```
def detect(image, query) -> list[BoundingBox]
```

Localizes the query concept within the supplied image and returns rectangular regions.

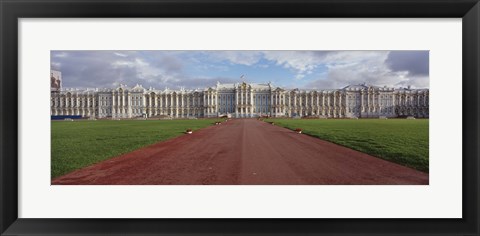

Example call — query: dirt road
[52,119,428,185]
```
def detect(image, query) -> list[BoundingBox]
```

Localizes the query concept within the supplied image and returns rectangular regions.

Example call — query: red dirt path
[52,119,428,185]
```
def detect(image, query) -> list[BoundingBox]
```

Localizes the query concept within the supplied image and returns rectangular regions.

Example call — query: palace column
[326,93,331,117]
[210,92,212,116]
[346,93,350,113]
[127,93,131,118]
[392,93,396,115]
[125,92,131,118]
[159,94,163,115]
[162,95,165,115]
[250,90,254,116]
[320,93,324,116]
[148,94,152,118]
[235,89,238,117]
[310,93,313,115]
[371,92,374,113]
[168,94,172,116]
[367,91,372,116]
[299,94,303,116]
[239,89,242,116]
[174,93,178,118]
[293,94,297,115]
[154,94,158,116]
[361,91,365,113]
[272,93,276,116]
[216,92,219,115]
[275,94,277,115]
[142,95,146,116]
[81,96,84,116]
[70,95,74,114]
[274,94,278,115]
[86,95,90,113]
[184,94,188,117]
[277,93,281,114]
[287,94,291,116]
[338,93,342,117]
[121,92,125,116]
[333,93,336,117]
[178,93,181,117]
[204,92,208,117]
[187,94,190,117]
[164,94,167,116]
[111,92,118,117]
[151,94,154,117]
[185,93,188,117]
[115,92,119,111]
[277,94,280,115]
[179,93,183,117]
[205,91,210,116]
[112,92,116,117]
[64,96,67,115]
[280,94,283,115]
[201,92,205,117]
[208,92,211,116]
[164,94,167,115]
[92,95,96,117]
[170,93,173,116]
[184,93,187,117]
[272,93,275,116]
[269,92,273,116]
[118,92,122,117]
[276,93,281,114]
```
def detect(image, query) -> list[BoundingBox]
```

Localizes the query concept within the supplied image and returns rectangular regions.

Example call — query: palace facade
[50,81,429,119]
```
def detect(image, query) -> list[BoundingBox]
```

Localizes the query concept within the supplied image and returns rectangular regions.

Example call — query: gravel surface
[52,119,428,185]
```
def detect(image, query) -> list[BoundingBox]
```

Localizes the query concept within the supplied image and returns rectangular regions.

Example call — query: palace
[50,80,429,119]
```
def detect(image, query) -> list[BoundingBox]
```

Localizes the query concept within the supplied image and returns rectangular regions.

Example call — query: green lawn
[265,118,429,172]
[51,119,216,179]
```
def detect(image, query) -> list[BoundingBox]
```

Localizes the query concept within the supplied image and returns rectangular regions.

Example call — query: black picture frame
[1,0,479,235]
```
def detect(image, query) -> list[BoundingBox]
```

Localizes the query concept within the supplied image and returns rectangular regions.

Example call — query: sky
[51,50,429,90]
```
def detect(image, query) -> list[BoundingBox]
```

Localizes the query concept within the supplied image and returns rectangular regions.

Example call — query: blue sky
[51,50,429,90]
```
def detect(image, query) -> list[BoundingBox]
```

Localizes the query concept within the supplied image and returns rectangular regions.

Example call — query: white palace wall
[50,82,429,119]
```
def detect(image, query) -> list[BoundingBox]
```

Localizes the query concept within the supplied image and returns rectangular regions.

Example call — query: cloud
[156,55,184,74]
[306,51,429,89]
[205,51,263,66]
[385,51,429,76]
[51,50,429,90]
[263,51,318,79]
[51,51,186,89]
[114,52,128,57]
[165,76,238,90]
[52,52,68,58]
[261,51,391,81]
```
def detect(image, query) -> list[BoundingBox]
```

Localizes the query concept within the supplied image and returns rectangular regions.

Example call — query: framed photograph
[1,0,479,235]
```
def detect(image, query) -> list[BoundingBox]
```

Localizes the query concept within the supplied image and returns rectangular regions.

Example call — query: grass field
[265,118,429,172]
[51,119,217,179]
